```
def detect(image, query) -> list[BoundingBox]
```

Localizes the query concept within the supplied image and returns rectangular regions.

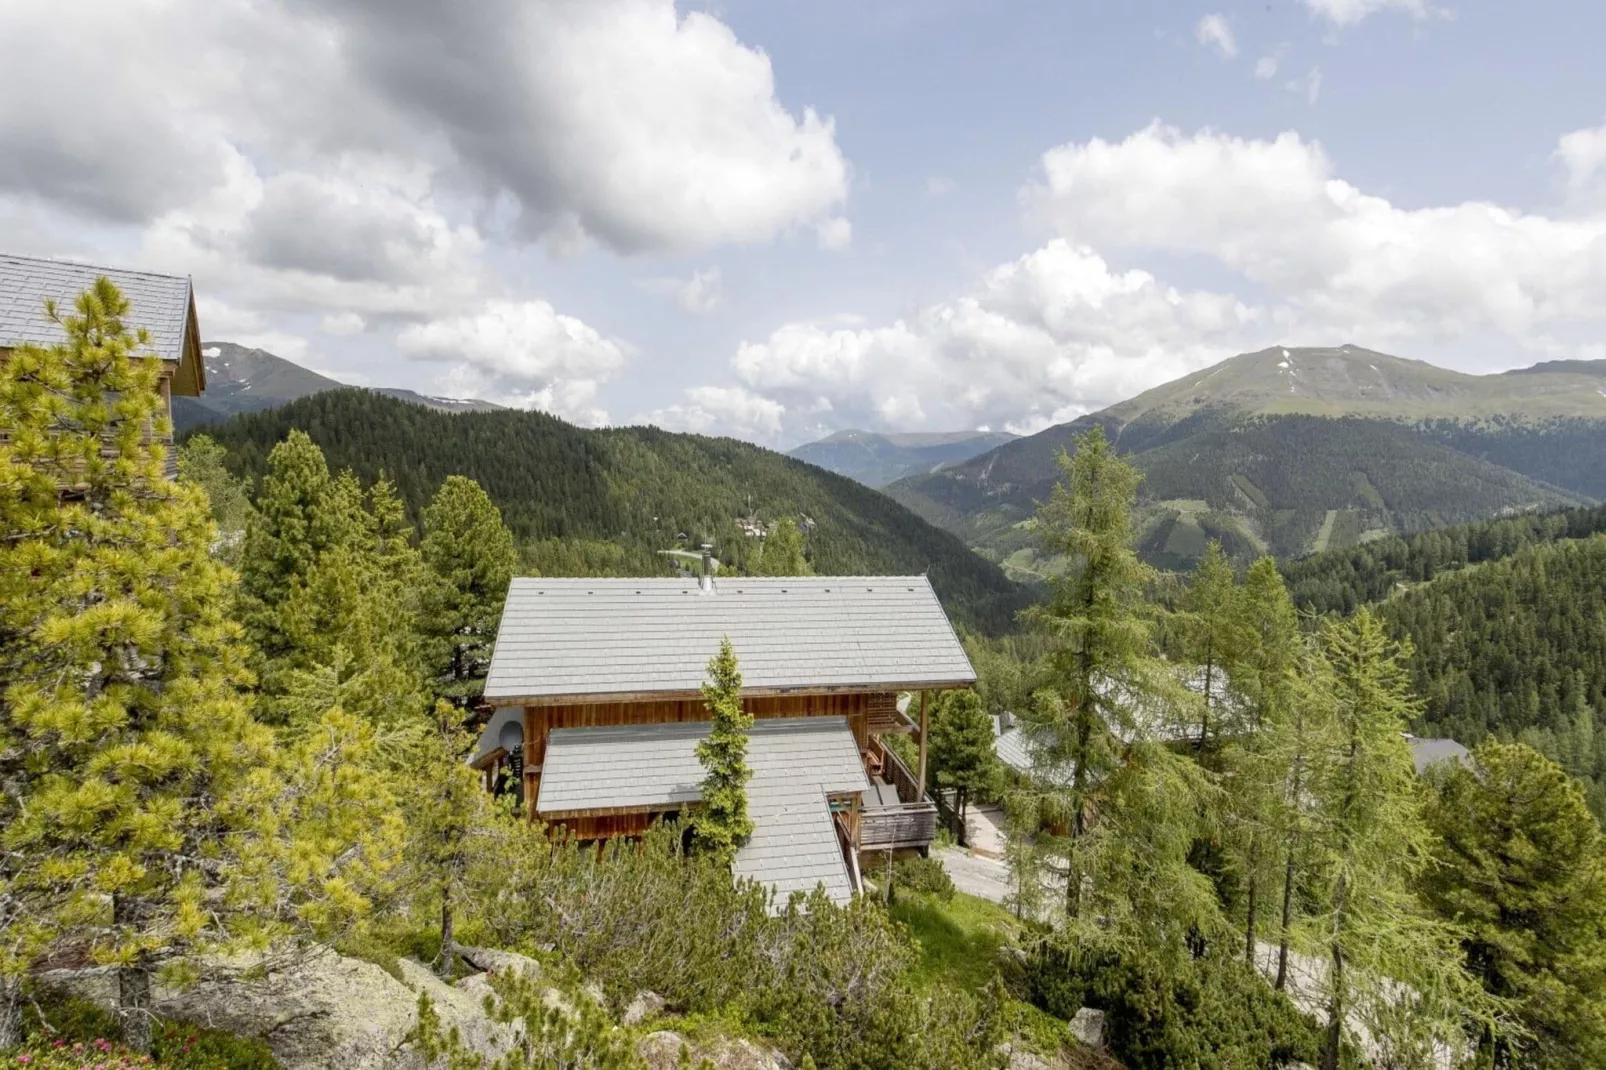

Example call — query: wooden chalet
[0,252,206,478]
[470,563,976,905]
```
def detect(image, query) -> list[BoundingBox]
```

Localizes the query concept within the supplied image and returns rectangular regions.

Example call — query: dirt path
[1311,508,1338,553]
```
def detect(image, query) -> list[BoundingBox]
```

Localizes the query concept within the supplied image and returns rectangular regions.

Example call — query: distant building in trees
[0,252,206,478]
[469,559,975,906]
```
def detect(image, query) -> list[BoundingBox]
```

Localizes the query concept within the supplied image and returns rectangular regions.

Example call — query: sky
[3,0,1604,448]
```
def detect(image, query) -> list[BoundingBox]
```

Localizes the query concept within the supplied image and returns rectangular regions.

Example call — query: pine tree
[753,517,811,576]
[420,476,517,707]
[407,701,493,979]
[1179,541,1247,749]
[1219,557,1301,967]
[1310,610,1494,1070]
[927,689,1000,839]
[1014,427,1220,961]
[175,434,253,556]
[1422,741,1606,1069]
[693,639,753,863]
[0,280,276,1051]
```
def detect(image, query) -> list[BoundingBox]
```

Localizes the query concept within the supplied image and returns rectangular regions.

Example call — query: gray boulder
[1070,1007,1106,1049]
[637,1029,794,1070]
[622,990,668,1027]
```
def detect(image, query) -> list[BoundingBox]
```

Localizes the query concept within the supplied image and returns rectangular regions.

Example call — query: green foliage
[18,987,278,1068]
[419,476,517,706]
[751,517,811,576]
[888,856,956,902]
[176,435,254,554]
[692,641,753,862]
[188,389,1026,633]
[1421,741,1606,1069]
[0,279,277,1051]
[1177,541,1249,748]
[927,689,1000,827]
[1028,945,1324,1070]
[413,967,645,1069]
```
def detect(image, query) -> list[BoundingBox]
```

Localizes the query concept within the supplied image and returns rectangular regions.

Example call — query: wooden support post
[916,690,929,800]
[523,707,538,823]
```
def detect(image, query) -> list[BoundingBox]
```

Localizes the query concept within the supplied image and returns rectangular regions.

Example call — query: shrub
[16,994,278,1069]
[891,856,956,901]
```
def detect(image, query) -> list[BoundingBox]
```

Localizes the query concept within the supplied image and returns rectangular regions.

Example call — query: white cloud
[1285,66,1323,104]
[1254,53,1282,79]
[926,176,955,196]
[816,217,853,251]
[397,300,628,426]
[320,312,367,336]
[1557,123,1606,207]
[1195,14,1238,59]
[1302,0,1438,26]
[676,267,724,314]
[639,385,787,442]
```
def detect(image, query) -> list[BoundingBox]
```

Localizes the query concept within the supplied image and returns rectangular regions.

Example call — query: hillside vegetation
[788,428,1018,487]
[190,388,1028,633]
[888,346,1606,577]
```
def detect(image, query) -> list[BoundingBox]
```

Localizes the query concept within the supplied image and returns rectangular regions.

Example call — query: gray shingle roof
[485,576,976,703]
[1407,735,1470,774]
[0,252,193,361]
[536,716,869,906]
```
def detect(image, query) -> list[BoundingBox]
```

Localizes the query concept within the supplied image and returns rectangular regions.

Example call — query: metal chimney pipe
[700,543,715,593]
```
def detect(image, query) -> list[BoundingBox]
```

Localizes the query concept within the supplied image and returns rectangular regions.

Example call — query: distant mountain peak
[789,428,1018,487]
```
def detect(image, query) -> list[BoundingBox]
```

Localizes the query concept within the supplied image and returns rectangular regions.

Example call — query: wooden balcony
[859,735,938,853]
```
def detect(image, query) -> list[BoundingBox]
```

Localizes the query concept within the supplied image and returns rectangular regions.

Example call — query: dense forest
[187,389,1028,633]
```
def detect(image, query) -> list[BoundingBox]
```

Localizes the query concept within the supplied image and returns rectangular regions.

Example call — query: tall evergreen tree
[753,517,811,576]
[175,434,253,557]
[927,689,999,839]
[693,640,753,863]
[1179,541,1247,749]
[0,280,275,1051]
[420,476,517,706]
[1014,428,1220,960]
[1220,557,1301,967]
[1422,741,1606,1070]
[1310,610,1493,1070]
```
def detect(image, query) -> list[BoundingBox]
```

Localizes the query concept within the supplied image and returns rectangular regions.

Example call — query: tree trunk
[1276,845,1296,991]
[957,788,969,848]
[439,883,456,980]
[120,961,153,1054]
[0,976,22,1051]
[1245,837,1260,968]
[1319,876,1349,1070]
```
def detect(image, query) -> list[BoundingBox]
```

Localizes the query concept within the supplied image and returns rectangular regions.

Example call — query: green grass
[890,890,1024,993]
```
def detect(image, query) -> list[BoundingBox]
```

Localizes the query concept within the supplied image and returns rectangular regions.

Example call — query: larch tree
[753,517,811,576]
[1310,609,1495,1070]
[175,434,253,558]
[1179,541,1247,750]
[693,639,754,863]
[0,280,276,1051]
[927,688,1000,838]
[1219,557,1301,967]
[420,476,517,707]
[1421,740,1606,1070]
[1014,427,1220,960]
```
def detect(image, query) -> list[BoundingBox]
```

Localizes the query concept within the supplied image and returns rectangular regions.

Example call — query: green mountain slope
[888,346,1606,577]
[191,389,1028,633]
[788,429,1018,487]
[173,342,501,432]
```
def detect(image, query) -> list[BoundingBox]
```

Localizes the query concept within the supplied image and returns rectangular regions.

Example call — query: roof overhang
[168,287,204,397]
[488,678,975,708]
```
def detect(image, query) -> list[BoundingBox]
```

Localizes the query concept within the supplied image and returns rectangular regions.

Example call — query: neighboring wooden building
[471,570,976,905]
[0,252,206,477]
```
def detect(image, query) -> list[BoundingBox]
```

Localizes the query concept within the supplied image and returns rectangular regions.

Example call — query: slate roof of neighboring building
[484,576,976,704]
[0,253,194,362]
[1407,735,1470,774]
[536,716,869,905]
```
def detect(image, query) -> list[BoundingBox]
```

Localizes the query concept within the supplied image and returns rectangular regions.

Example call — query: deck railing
[860,737,939,851]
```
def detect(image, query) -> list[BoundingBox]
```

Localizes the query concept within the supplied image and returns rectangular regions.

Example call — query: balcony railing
[860,737,938,852]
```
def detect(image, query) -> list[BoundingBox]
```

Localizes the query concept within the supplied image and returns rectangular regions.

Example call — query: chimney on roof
[700,543,716,594]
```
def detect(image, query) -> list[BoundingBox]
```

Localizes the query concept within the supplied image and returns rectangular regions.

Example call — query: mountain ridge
[788,428,1018,487]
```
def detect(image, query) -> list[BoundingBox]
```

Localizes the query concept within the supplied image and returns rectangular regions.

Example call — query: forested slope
[191,389,1028,633]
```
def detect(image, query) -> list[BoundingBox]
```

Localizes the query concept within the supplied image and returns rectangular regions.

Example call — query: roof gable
[484,575,976,704]
[0,253,202,394]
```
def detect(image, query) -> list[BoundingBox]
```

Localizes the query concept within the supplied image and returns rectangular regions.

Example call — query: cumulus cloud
[320,312,367,336]
[638,385,787,442]
[676,267,724,314]
[1195,14,1238,59]
[397,300,629,425]
[1558,123,1606,207]
[1302,0,1438,26]
[816,217,853,251]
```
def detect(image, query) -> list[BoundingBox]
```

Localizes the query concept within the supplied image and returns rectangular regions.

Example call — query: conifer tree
[1422,741,1606,1069]
[693,639,753,862]
[1310,610,1494,1070]
[407,701,492,979]
[1220,557,1301,967]
[420,476,517,706]
[1014,427,1220,958]
[175,434,253,556]
[0,280,275,1051]
[927,688,999,838]
[753,517,811,576]
[1179,541,1247,749]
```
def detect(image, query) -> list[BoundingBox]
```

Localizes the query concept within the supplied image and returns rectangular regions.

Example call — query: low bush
[16,994,278,1070]
[892,856,956,901]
